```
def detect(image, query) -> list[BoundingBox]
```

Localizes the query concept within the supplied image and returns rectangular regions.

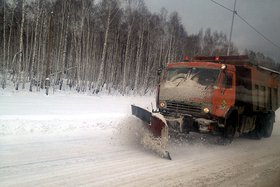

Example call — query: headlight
[221,64,227,70]
[203,107,210,113]
[159,101,166,108]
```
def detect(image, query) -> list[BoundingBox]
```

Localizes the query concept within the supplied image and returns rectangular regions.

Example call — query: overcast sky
[144,0,280,61]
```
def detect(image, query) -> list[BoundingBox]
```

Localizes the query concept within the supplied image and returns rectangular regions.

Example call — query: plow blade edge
[131,105,167,137]
[131,105,171,160]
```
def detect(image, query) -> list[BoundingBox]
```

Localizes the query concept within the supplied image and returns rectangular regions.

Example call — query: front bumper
[159,100,211,119]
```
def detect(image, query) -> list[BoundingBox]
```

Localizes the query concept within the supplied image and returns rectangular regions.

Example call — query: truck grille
[166,101,202,115]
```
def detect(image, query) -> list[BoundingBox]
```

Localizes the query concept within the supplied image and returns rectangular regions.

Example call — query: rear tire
[263,112,275,138]
[253,114,265,139]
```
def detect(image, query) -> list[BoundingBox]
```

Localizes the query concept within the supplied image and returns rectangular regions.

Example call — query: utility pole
[227,0,237,56]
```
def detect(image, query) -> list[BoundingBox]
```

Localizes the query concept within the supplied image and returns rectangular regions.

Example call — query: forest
[0,0,278,95]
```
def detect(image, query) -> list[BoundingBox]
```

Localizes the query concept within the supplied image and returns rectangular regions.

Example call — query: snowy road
[1,93,280,186]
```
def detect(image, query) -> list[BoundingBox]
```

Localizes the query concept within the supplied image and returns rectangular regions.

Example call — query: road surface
[1,94,280,186]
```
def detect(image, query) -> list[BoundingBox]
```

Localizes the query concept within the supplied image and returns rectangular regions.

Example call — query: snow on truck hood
[159,78,211,102]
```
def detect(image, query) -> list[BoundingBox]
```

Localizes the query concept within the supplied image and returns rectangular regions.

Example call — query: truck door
[213,70,236,117]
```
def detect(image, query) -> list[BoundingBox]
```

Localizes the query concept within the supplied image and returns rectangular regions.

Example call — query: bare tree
[2,0,7,89]
[46,11,54,95]
[94,0,114,93]
[16,0,25,90]
[121,0,138,95]
[29,0,41,92]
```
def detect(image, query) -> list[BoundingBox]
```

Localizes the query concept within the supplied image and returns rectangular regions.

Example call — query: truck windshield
[165,67,220,86]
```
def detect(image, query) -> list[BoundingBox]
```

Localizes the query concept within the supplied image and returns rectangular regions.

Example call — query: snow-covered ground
[1,91,280,187]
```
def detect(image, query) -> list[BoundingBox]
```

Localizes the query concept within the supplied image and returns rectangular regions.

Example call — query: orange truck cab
[157,55,280,139]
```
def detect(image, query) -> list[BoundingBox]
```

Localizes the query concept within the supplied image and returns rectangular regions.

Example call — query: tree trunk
[16,0,25,90]
[46,12,54,95]
[60,15,69,91]
[94,5,111,94]
[7,6,15,70]
[38,10,48,91]
[30,2,41,92]
[134,24,144,93]
[2,1,7,89]
[122,25,132,95]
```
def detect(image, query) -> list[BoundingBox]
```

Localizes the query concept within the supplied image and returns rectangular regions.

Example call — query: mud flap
[131,105,171,160]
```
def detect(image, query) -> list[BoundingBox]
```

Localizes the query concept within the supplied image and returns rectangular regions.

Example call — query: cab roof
[166,55,280,74]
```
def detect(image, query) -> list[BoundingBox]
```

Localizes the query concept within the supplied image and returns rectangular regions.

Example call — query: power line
[209,0,280,50]
[236,14,280,49]
[209,0,233,12]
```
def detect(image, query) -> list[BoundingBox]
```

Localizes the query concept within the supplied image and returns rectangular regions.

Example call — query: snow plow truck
[132,55,280,159]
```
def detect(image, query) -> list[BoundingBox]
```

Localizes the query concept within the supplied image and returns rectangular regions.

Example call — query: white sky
[144,0,280,61]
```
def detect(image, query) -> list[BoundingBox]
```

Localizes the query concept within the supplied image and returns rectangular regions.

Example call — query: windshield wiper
[176,75,187,87]
[190,71,201,80]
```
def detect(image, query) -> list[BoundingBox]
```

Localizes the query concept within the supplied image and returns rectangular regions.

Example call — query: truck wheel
[253,128,263,139]
[224,114,237,141]
[253,114,265,139]
[263,112,275,138]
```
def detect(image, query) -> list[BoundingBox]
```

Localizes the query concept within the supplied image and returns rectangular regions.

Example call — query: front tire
[224,114,237,141]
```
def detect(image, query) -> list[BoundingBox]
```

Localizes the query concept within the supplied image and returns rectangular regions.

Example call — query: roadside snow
[0,92,155,136]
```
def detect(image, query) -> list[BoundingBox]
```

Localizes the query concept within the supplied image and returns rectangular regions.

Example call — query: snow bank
[0,92,155,136]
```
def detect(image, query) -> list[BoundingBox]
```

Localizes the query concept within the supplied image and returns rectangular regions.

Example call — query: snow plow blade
[131,105,171,160]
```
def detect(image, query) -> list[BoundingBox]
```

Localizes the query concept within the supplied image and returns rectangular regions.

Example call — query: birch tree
[16,0,25,90]
[133,23,144,92]
[94,0,114,93]
[7,2,16,69]
[2,0,7,88]
[46,11,54,95]
[121,0,137,95]
[29,0,41,91]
